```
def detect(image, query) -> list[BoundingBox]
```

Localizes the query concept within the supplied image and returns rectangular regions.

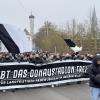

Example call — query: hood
[93,55,100,67]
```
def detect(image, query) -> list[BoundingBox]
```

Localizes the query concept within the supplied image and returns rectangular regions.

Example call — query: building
[29,14,35,49]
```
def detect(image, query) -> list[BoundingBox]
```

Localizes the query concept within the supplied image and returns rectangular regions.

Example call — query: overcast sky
[0,0,99,32]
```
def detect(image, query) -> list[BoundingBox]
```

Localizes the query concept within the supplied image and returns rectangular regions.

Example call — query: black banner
[0,60,92,89]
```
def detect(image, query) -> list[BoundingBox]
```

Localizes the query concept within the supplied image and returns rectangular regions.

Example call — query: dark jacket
[87,55,100,88]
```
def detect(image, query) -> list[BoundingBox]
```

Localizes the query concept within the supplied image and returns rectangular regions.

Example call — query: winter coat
[87,55,100,88]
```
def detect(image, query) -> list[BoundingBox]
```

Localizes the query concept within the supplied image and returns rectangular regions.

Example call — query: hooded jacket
[87,55,100,88]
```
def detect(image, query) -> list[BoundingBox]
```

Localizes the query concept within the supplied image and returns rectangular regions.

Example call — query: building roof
[29,14,34,18]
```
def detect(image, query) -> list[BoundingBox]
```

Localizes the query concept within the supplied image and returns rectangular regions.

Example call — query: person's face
[97,61,100,65]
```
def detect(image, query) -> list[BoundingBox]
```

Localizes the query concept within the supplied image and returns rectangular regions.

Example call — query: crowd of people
[0,51,93,64]
[0,51,99,100]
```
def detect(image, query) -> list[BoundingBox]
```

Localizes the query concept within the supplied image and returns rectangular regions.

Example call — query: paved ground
[0,83,90,100]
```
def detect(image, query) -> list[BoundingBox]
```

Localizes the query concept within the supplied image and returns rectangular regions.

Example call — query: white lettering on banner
[42,69,52,77]
[13,69,28,78]
[18,70,23,78]
[30,70,34,78]
[42,69,47,77]
[0,70,11,79]
[6,70,11,79]
[29,66,77,78]
[58,67,64,75]
[0,71,6,79]
[47,69,51,76]
[76,66,87,73]
[34,70,38,77]
[38,70,42,77]
[23,70,27,78]
[13,70,18,78]
[0,66,87,80]
[30,70,39,78]
[52,68,55,76]
[65,66,75,74]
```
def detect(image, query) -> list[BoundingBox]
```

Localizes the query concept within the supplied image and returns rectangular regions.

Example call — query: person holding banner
[87,55,100,100]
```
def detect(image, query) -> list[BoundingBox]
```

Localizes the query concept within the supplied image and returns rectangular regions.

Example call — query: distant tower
[29,13,34,35]
[91,7,98,36]
[29,13,35,49]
